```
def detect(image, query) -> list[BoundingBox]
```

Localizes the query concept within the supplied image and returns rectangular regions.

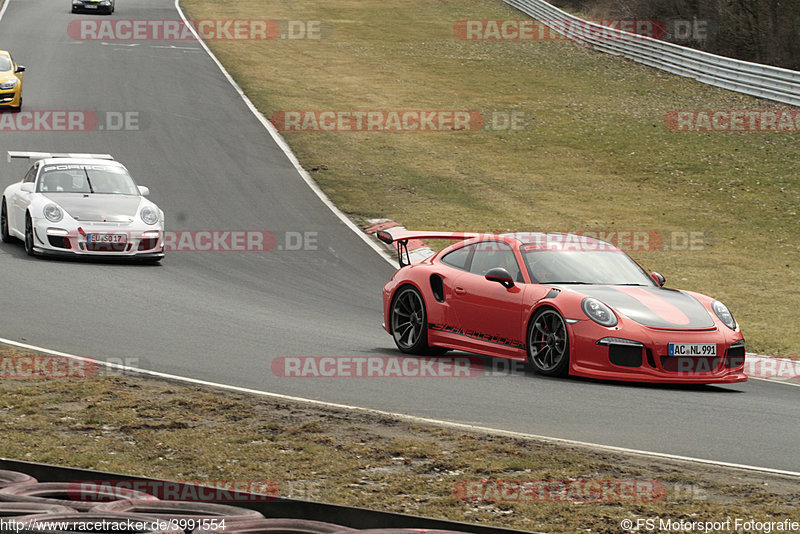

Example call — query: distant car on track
[378,229,746,384]
[0,50,24,111]
[71,0,115,14]
[1,152,164,262]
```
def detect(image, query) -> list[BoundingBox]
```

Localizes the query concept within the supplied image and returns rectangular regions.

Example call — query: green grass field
[182,0,800,356]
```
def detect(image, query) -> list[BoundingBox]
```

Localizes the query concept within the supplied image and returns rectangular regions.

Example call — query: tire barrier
[200,518,362,534]
[0,483,159,512]
[193,518,356,534]
[0,482,482,534]
[0,461,530,534]
[0,471,37,490]
[0,503,78,517]
[340,531,471,534]
[91,500,265,523]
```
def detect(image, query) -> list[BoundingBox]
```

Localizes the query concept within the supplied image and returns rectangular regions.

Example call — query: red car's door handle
[454,286,467,296]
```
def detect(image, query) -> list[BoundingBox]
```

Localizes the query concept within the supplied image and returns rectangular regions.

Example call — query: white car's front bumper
[32,218,164,259]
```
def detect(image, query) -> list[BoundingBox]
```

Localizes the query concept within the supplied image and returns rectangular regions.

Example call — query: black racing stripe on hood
[564,285,715,329]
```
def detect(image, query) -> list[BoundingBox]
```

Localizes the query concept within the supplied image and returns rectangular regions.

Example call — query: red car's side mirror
[651,272,666,287]
[485,267,515,289]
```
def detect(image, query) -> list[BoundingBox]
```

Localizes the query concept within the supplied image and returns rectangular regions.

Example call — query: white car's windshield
[523,249,655,286]
[37,164,139,195]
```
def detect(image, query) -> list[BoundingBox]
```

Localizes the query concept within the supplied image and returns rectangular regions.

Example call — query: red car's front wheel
[527,308,570,377]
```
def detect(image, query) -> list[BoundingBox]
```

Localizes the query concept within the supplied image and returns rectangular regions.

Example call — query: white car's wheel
[24,213,35,256]
[0,199,11,243]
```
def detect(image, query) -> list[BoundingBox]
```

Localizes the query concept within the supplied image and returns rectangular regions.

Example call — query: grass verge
[181,0,800,357]
[1,347,799,533]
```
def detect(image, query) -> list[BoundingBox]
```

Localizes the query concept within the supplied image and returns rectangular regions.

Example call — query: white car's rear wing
[7,151,114,162]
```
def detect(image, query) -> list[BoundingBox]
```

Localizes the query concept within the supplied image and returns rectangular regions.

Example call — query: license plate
[668,343,716,356]
[85,4,98,7]
[87,233,126,244]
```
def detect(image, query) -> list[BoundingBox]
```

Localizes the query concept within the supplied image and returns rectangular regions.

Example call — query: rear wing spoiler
[376,229,481,268]
[7,151,114,162]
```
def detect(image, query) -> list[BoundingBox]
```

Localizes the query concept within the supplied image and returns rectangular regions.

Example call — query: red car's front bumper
[567,318,747,384]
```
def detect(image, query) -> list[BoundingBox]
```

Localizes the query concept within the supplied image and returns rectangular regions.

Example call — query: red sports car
[378,230,747,384]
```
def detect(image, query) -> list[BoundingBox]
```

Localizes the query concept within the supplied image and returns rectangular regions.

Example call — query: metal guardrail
[502,0,800,107]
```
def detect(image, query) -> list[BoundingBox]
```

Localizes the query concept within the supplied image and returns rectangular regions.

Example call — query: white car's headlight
[582,297,618,327]
[712,300,736,330]
[0,79,18,90]
[43,204,63,223]
[140,206,159,225]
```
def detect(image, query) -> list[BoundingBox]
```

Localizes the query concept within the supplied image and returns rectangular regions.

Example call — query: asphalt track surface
[0,0,797,474]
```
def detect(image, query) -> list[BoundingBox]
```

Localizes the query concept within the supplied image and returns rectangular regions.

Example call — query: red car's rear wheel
[390,286,431,354]
[527,308,570,376]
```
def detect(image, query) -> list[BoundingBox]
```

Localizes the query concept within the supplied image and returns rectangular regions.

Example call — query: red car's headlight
[712,300,737,330]
[582,297,618,327]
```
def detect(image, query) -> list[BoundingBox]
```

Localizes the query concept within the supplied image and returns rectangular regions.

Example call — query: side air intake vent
[430,274,445,303]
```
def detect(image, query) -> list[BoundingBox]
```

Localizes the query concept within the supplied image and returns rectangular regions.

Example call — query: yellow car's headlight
[0,79,18,90]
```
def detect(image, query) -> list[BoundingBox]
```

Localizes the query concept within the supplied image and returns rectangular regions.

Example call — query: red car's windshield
[523,249,655,286]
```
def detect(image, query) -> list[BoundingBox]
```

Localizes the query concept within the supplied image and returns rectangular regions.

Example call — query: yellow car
[0,51,25,111]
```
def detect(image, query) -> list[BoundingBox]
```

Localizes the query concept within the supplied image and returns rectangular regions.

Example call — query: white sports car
[1,152,165,262]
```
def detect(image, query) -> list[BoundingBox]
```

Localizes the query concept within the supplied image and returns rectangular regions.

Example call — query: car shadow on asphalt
[0,240,161,266]
[375,347,745,393]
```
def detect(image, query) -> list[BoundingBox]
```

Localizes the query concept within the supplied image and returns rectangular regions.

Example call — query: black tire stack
[0,471,472,534]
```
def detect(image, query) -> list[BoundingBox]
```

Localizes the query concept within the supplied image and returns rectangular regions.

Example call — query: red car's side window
[468,241,523,282]
[441,244,474,270]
